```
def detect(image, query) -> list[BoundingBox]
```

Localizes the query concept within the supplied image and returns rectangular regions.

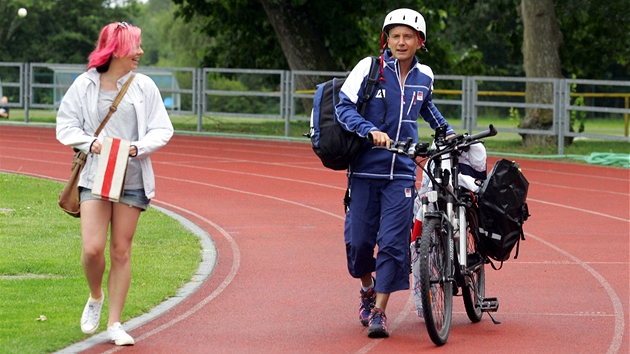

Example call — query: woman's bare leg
[80,200,112,299]
[106,203,141,326]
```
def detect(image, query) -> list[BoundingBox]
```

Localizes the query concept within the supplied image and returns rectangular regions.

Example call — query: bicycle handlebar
[469,124,497,141]
[374,124,497,159]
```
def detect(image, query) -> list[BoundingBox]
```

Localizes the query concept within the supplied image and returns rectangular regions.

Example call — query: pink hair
[87,22,141,70]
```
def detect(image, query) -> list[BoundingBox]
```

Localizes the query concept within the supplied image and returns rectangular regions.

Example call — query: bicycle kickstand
[481,297,501,325]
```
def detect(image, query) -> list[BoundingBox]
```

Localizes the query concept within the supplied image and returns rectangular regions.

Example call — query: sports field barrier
[1,62,628,155]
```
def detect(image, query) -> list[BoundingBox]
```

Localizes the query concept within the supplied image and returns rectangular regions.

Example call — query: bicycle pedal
[481,297,499,312]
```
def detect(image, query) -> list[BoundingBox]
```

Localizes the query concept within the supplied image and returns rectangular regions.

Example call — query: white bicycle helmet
[382,8,426,41]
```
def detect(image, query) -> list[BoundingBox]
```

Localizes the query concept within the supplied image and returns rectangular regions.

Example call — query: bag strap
[344,57,382,212]
[93,72,136,137]
[358,57,380,116]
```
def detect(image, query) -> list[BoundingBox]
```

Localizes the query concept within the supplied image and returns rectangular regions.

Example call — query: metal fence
[1,62,628,154]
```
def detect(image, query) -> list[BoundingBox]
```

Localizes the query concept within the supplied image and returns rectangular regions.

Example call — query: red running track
[1,124,628,354]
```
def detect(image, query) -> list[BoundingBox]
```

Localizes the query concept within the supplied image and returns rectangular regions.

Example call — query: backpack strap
[344,57,383,213]
[513,202,529,259]
[358,56,380,116]
[513,230,524,259]
[489,259,504,271]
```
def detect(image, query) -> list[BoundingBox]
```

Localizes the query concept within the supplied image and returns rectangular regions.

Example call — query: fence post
[283,71,290,137]
[471,77,478,135]
[625,95,629,137]
[557,79,566,155]
[463,76,472,134]
[23,62,29,123]
[287,72,295,136]
[196,68,204,132]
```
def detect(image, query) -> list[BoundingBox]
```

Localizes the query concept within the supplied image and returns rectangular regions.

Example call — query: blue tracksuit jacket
[335,51,454,180]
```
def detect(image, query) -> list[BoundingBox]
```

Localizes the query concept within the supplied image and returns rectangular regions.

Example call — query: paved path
[1,124,628,353]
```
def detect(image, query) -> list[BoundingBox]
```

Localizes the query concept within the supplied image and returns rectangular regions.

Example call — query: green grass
[0,173,201,354]
[7,109,629,157]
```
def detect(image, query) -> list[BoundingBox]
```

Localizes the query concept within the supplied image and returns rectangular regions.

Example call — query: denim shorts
[79,187,151,211]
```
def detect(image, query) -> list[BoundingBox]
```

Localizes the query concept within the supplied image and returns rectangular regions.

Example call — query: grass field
[0,173,201,353]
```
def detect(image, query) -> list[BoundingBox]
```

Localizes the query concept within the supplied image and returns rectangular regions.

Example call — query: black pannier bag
[477,159,530,266]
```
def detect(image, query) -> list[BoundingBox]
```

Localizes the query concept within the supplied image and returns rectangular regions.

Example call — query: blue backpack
[307,57,380,170]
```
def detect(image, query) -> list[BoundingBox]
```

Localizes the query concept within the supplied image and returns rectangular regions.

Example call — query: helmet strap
[417,33,428,53]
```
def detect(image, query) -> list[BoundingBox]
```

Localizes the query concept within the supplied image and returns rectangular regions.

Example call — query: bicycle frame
[418,129,475,290]
[376,124,500,346]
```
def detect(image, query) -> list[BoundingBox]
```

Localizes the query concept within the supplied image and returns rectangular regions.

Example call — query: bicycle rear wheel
[419,217,453,346]
[462,209,485,323]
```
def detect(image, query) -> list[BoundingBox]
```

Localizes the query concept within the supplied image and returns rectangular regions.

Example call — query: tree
[555,0,630,80]
[0,0,138,64]
[258,0,337,93]
[170,0,473,95]
[133,0,212,68]
[518,0,563,146]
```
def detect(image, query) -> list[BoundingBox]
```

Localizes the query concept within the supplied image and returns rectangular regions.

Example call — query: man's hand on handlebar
[368,131,391,148]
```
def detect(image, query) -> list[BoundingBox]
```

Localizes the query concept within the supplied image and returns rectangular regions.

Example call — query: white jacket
[56,69,173,199]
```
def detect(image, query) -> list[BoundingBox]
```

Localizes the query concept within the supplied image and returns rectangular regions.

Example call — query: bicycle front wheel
[419,217,453,346]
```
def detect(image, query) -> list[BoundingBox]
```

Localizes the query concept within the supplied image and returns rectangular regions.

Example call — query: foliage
[508,106,521,125]
[207,77,278,115]
[0,0,142,64]
[171,0,289,70]
[426,0,630,79]
[169,0,628,80]
[569,75,587,133]
[133,0,212,68]
[1,0,627,81]
[420,0,524,76]
[170,0,462,72]
[555,0,630,79]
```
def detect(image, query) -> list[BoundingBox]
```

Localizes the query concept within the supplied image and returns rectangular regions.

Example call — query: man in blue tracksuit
[336,8,454,338]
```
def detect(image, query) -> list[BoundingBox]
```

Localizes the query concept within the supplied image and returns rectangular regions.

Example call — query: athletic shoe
[359,285,376,326]
[367,308,389,338]
[80,294,104,334]
[107,322,135,346]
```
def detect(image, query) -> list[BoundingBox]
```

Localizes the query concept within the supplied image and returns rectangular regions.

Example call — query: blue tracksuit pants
[344,177,415,294]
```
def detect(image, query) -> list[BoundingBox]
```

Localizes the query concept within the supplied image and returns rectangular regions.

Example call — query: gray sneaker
[107,322,135,346]
[80,294,104,334]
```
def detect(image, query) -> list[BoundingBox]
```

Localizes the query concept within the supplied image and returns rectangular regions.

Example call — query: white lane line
[352,233,625,354]
[157,175,345,220]
[524,232,625,354]
[532,182,629,196]
[520,167,629,182]
[159,162,346,190]
[528,198,629,223]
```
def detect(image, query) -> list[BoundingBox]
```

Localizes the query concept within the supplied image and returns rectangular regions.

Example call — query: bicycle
[377,124,500,346]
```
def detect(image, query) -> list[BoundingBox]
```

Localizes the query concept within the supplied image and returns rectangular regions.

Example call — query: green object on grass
[490,152,630,168]
[578,153,630,168]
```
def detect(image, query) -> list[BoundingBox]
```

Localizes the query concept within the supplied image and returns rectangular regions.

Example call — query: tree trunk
[519,0,564,147]
[259,0,338,114]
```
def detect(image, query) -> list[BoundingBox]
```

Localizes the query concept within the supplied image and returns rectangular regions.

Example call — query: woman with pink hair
[56,22,173,346]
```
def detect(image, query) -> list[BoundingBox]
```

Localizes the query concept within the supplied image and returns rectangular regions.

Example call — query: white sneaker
[107,322,135,346]
[80,294,104,334]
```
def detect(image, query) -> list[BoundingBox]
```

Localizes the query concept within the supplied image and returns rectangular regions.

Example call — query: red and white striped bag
[92,137,130,202]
